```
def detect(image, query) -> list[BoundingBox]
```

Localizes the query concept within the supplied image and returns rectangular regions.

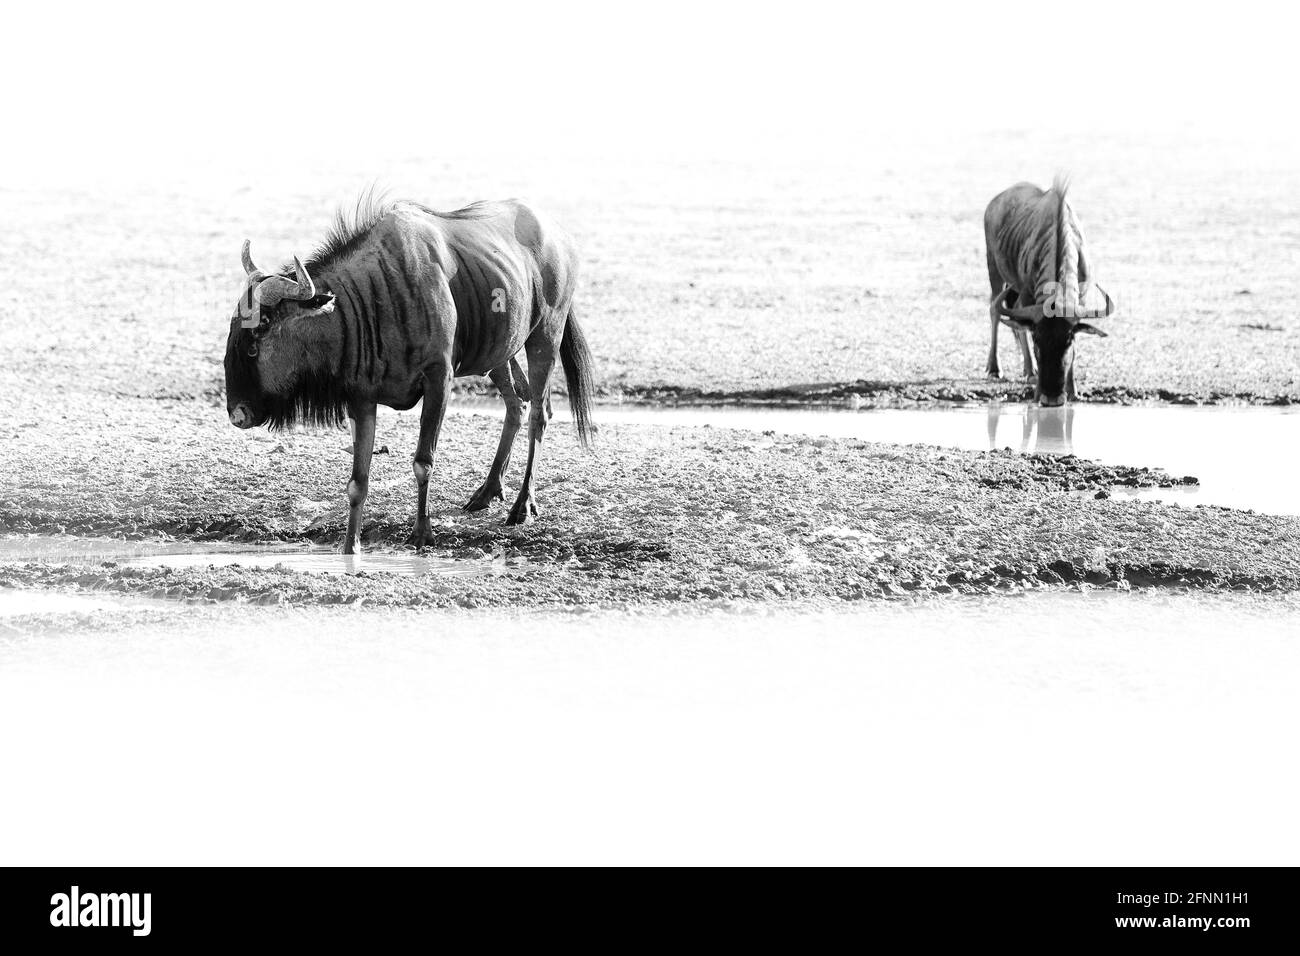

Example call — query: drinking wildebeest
[983,175,1117,405]
[224,195,596,553]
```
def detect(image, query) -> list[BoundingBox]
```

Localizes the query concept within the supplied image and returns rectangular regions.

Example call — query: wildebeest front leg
[344,400,377,555]
[465,356,529,512]
[506,341,557,526]
[986,301,1002,378]
[1066,363,1077,402]
[409,363,452,548]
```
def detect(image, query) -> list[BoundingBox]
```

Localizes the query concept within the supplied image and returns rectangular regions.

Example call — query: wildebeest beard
[262,368,351,431]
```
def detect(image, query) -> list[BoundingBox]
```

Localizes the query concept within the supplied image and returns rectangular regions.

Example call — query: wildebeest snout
[229,404,255,428]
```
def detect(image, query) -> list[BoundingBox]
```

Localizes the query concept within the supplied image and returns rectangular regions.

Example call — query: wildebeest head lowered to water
[224,195,597,553]
[983,175,1117,405]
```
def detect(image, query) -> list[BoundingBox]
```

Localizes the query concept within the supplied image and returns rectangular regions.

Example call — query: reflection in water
[986,404,1075,454]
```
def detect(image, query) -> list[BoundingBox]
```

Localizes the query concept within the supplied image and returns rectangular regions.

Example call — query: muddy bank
[607,380,1299,409]
[138,371,1300,414]
[2,398,1298,608]
[130,366,1300,417]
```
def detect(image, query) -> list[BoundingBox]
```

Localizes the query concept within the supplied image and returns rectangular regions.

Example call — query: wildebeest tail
[559,308,597,449]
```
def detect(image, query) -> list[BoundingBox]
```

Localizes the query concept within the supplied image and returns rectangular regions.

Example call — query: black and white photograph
[0,0,1296,918]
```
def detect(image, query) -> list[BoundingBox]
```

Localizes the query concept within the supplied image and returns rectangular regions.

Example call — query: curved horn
[1077,283,1119,321]
[250,255,317,309]
[241,239,261,277]
[253,269,316,309]
[253,275,296,308]
[994,287,1045,323]
[1095,285,1118,319]
[292,256,316,299]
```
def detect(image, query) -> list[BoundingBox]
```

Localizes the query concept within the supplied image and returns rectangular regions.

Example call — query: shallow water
[0,588,134,617]
[466,401,1300,515]
[0,536,479,577]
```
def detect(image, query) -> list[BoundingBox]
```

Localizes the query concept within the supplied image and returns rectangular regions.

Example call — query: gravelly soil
[2,396,1296,609]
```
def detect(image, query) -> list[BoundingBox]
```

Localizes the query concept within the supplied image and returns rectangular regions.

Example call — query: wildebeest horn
[241,239,262,278]
[993,287,1044,323]
[253,257,317,308]
[253,277,295,308]
[1073,283,1118,322]
[1094,285,1118,319]
[292,256,316,299]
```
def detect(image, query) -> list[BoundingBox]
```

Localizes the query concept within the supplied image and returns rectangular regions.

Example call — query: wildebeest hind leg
[506,339,557,525]
[464,357,528,511]
[408,363,452,548]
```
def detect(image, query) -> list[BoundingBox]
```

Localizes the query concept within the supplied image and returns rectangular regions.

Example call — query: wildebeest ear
[1074,322,1107,337]
[285,293,335,318]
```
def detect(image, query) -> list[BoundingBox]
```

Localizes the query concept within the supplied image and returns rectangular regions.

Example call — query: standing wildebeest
[224,196,596,553]
[983,175,1117,405]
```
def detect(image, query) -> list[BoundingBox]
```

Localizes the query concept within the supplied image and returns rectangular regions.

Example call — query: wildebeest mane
[263,369,351,432]
[408,200,501,221]
[302,186,393,274]
[297,193,503,278]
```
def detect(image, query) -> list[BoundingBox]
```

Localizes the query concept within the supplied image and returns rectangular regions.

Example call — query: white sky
[3,0,1295,182]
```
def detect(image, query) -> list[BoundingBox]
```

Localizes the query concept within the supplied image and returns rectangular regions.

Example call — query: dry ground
[2,395,1298,608]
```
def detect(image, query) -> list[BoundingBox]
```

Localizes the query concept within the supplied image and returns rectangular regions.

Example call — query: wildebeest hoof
[505,498,538,525]
[406,520,432,548]
[463,480,506,512]
[985,368,1003,380]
